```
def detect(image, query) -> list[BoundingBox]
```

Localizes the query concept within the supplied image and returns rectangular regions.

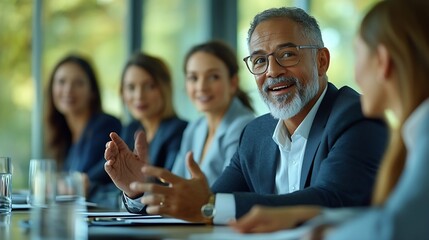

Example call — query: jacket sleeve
[85,115,122,184]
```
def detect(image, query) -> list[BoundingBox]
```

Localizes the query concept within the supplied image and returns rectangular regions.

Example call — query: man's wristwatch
[201,194,216,222]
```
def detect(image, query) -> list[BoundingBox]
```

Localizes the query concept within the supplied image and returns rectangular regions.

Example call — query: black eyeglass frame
[243,45,320,75]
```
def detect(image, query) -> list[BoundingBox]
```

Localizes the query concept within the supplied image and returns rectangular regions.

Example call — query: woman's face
[122,65,164,121]
[185,51,237,115]
[52,62,93,117]
[354,35,386,118]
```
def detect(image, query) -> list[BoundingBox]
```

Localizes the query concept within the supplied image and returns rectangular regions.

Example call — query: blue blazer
[211,83,388,218]
[172,98,255,186]
[64,113,122,188]
[121,117,188,170]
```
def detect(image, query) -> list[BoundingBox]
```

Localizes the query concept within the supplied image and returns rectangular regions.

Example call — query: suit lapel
[193,120,208,163]
[149,120,166,166]
[257,116,279,194]
[300,83,338,189]
[259,142,280,194]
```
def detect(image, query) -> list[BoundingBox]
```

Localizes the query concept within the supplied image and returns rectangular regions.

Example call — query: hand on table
[230,205,322,233]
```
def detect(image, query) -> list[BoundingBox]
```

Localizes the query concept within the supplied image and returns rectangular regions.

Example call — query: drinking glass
[30,170,88,240]
[0,157,12,213]
[0,213,11,239]
[48,171,88,239]
[27,159,56,207]
[55,171,86,210]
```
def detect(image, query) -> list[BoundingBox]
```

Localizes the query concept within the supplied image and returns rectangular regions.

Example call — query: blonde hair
[359,0,429,205]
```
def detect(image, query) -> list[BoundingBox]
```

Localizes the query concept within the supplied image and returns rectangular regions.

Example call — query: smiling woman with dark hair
[45,54,122,206]
[170,40,255,185]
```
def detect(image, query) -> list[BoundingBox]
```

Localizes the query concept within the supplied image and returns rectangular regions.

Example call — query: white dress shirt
[214,87,327,224]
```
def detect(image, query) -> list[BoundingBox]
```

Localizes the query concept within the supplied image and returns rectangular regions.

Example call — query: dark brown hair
[45,54,102,164]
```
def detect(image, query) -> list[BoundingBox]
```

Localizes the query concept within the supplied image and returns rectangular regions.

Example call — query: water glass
[27,159,56,207]
[0,213,11,239]
[54,171,87,239]
[55,171,86,210]
[31,171,88,240]
[0,157,12,213]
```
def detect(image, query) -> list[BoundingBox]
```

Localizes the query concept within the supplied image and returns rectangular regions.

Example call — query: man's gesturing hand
[104,131,149,198]
[131,152,212,222]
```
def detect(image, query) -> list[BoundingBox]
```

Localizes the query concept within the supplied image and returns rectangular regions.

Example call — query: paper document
[12,203,31,210]
[124,217,198,225]
[189,224,311,240]
[81,211,158,218]
[89,214,202,226]
[190,208,366,240]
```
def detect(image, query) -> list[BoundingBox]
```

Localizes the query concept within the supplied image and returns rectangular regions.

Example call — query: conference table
[2,209,236,240]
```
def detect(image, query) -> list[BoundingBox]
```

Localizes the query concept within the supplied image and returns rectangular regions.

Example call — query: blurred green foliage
[0,0,377,190]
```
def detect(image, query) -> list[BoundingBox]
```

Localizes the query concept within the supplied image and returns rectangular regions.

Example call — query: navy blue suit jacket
[64,112,122,204]
[122,117,188,170]
[211,83,388,218]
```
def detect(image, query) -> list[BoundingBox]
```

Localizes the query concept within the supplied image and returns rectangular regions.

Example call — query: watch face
[202,204,215,218]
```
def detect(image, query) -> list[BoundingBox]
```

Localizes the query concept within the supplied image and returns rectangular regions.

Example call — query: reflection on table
[4,210,224,240]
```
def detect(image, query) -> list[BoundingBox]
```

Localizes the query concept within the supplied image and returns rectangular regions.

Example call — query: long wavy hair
[359,0,429,205]
[45,54,102,166]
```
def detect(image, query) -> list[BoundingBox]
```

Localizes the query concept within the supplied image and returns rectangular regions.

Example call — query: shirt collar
[273,85,328,148]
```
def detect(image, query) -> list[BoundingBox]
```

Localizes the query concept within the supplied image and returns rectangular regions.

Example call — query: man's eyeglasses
[243,45,320,75]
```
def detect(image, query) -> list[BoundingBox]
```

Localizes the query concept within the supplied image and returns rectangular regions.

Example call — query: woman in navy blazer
[231,1,429,239]
[45,54,122,205]
[171,41,255,186]
[120,53,187,171]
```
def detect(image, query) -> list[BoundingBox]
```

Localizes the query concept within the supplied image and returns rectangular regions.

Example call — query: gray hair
[247,7,324,47]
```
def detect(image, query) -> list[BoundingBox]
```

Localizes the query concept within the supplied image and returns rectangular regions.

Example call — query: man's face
[249,18,320,120]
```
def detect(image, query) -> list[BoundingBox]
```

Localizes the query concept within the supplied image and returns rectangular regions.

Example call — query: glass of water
[27,159,57,207]
[0,157,12,214]
[55,171,86,209]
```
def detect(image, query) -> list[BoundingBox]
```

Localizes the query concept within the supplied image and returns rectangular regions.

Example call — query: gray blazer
[327,99,429,240]
[172,97,254,186]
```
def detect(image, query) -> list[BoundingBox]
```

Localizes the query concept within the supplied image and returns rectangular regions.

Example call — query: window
[0,0,126,189]
[237,0,379,115]
[0,1,34,189]
[0,0,378,190]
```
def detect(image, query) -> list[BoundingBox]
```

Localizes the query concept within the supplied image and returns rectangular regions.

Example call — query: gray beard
[259,76,319,120]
